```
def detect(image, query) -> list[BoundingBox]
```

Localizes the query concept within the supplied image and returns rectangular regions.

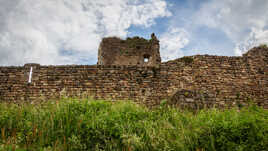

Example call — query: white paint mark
[28,67,33,83]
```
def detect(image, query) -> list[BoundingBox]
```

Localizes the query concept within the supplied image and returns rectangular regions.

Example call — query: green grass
[0,99,267,151]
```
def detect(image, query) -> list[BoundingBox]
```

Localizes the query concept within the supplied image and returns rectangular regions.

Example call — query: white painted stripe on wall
[28,67,33,83]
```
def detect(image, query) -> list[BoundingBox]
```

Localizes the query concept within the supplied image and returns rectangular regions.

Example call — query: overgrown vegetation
[125,36,152,49]
[181,56,194,65]
[259,44,268,49]
[0,99,267,151]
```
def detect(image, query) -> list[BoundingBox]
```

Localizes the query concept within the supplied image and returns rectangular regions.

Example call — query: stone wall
[0,64,168,106]
[0,46,267,109]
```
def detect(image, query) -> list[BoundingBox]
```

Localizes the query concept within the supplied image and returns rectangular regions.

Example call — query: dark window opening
[144,54,150,63]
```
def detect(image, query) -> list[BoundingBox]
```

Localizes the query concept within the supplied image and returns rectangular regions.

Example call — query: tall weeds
[0,99,267,151]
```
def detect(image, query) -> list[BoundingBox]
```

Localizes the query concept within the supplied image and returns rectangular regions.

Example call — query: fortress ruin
[97,33,161,66]
[0,34,267,109]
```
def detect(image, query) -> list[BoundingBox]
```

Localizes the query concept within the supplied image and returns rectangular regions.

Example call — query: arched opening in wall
[143,54,150,63]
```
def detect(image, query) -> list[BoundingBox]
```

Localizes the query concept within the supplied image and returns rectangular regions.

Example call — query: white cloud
[193,0,268,55]
[160,28,189,61]
[0,0,170,65]
[235,28,268,55]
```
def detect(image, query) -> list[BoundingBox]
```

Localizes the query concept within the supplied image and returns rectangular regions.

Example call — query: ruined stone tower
[97,33,161,66]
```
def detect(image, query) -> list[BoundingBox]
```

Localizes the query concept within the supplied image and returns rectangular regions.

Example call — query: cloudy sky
[0,0,268,66]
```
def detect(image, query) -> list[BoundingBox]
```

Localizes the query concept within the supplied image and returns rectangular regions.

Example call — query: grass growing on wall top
[0,99,267,151]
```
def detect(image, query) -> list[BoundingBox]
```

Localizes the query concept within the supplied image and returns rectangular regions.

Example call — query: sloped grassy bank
[0,99,267,151]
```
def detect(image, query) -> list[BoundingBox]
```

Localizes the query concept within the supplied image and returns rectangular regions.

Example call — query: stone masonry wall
[0,64,168,106]
[0,46,267,109]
